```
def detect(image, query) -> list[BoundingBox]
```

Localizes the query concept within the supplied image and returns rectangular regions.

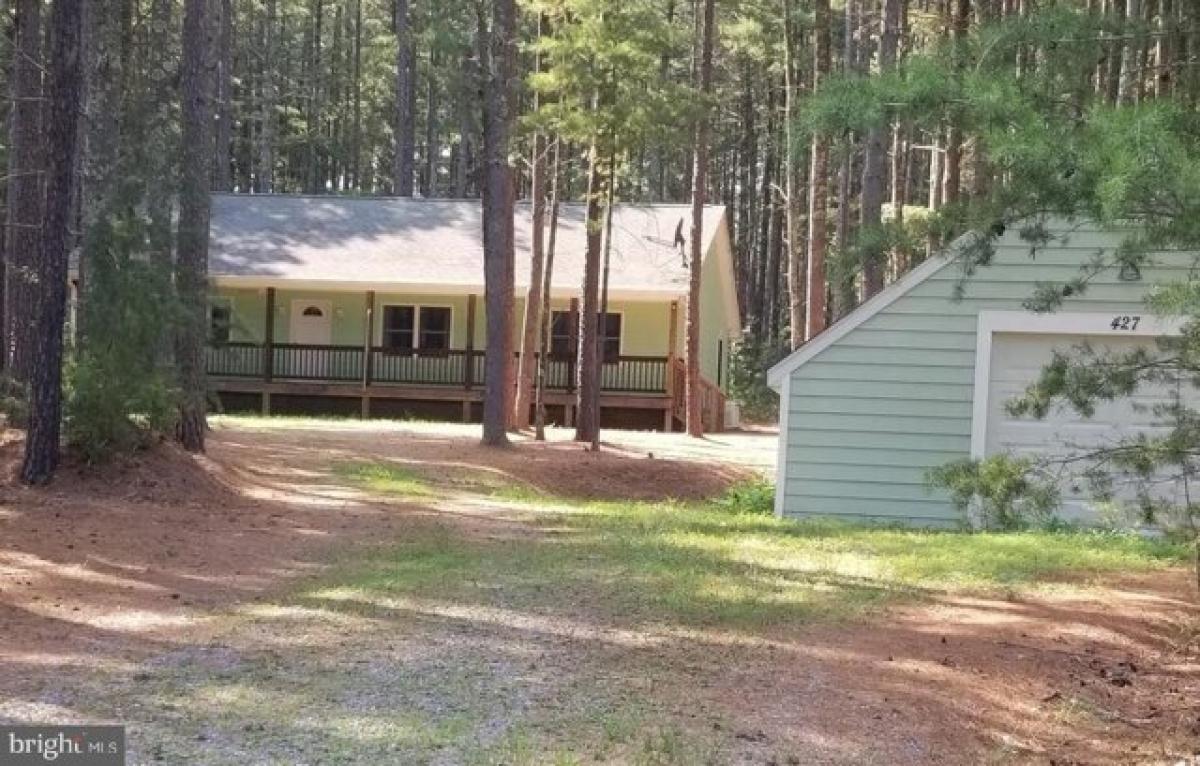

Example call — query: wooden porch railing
[669,357,726,432]
[207,342,670,395]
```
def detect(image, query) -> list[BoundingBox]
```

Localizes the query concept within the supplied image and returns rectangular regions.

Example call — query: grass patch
[308,476,1190,631]
[332,461,433,497]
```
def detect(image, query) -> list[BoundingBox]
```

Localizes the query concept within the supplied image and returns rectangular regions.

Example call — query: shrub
[727,334,789,423]
[66,207,179,462]
[713,477,775,515]
[927,455,1060,531]
[0,374,29,428]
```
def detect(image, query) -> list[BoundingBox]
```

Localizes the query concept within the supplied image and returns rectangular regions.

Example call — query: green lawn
[326,462,1189,631]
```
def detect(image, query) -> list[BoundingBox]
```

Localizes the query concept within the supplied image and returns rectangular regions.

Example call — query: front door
[288,299,333,378]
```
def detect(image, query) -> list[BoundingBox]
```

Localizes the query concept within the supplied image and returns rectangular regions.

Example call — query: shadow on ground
[0,422,1195,765]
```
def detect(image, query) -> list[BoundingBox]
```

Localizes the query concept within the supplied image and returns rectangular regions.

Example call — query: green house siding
[780,224,1195,526]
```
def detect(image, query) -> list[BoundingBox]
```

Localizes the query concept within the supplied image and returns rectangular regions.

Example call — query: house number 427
[1110,315,1141,331]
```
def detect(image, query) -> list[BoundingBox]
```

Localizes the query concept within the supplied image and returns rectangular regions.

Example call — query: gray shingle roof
[209,194,727,296]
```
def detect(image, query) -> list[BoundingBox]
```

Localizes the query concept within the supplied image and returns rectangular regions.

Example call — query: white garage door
[984,331,1190,522]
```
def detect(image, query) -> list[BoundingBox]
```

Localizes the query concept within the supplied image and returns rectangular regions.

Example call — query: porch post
[463,294,477,423]
[566,297,579,394]
[667,300,679,364]
[664,299,679,432]
[464,294,477,390]
[263,287,276,382]
[363,290,375,387]
[362,290,375,420]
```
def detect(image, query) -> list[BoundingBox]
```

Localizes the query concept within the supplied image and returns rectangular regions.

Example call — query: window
[549,311,621,362]
[418,307,451,351]
[601,313,622,361]
[382,305,415,350]
[301,305,325,317]
[210,302,232,345]
[550,311,574,358]
[382,305,451,351]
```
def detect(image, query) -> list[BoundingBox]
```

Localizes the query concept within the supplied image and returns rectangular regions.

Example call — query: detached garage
[767,221,1191,527]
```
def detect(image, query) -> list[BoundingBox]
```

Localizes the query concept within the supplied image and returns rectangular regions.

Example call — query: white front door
[289,299,333,345]
[287,300,333,378]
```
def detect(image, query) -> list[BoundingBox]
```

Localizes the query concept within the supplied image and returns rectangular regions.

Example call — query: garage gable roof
[766,232,979,390]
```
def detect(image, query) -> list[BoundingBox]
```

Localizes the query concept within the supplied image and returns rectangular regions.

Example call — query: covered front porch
[206,286,726,430]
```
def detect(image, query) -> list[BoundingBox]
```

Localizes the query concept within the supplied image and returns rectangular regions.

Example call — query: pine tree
[175,0,215,453]
[686,0,716,437]
[806,0,832,341]
[394,0,416,196]
[480,0,518,446]
[22,0,83,484]
[5,0,43,380]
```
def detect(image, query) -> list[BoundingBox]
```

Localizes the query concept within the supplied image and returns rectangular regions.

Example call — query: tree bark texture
[534,141,560,441]
[5,0,44,380]
[22,0,82,485]
[574,140,604,443]
[806,0,832,341]
[514,129,546,429]
[783,0,806,350]
[860,0,902,299]
[393,0,415,196]
[214,0,234,190]
[686,0,716,437]
[175,0,215,453]
[480,0,516,445]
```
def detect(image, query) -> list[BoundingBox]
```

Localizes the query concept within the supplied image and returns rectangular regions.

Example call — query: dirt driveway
[0,419,1197,764]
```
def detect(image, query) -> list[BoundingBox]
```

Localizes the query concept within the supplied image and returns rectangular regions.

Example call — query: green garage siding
[778,223,1196,526]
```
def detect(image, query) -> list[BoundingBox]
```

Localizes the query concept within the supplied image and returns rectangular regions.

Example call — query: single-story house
[768,221,1193,527]
[205,194,740,429]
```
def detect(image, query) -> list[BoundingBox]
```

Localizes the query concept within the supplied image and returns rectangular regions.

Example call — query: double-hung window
[382,305,451,352]
[549,311,621,362]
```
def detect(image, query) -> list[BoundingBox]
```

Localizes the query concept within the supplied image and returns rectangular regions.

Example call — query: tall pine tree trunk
[144,0,176,274]
[782,0,805,350]
[480,0,516,446]
[574,137,604,443]
[259,0,277,192]
[5,0,43,380]
[735,65,756,318]
[534,140,560,441]
[351,0,363,190]
[514,23,548,430]
[176,0,214,453]
[304,0,324,194]
[943,0,970,205]
[214,0,233,190]
[860,0,901,299]
[423,49,440,197]
[1119,0,1142,104]
[686,0,715,437]
[393,0,415,196]
[514,130,546,429]
[22,0,82,485]
[77,0,124,341]
[806,0,832,341]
